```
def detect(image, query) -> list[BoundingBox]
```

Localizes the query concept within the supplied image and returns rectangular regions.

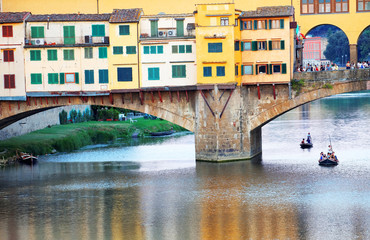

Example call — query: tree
[358,28,370,61]
[323,31,350,64]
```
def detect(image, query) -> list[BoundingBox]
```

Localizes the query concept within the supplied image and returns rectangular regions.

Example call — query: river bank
[0,119,187,166]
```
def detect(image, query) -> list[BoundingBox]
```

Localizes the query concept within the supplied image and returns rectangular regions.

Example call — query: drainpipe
[137,21,141,89]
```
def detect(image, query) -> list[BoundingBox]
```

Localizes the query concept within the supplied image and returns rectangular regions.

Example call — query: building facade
[140,13,196,88]
[0,12,30,101]
[302,36,331,67]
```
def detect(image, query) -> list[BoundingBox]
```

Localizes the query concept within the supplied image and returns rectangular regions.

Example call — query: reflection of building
[302,37,330,67]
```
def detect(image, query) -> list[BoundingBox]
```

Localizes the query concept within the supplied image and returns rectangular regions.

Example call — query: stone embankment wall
[0,105,90,140]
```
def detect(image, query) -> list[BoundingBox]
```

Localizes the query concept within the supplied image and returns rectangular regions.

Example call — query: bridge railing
[293,68,370,82]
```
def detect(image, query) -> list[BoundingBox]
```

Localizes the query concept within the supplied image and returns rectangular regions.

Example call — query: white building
[139,13,196,88]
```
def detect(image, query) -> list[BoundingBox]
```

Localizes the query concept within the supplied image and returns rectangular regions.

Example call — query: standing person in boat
[306,133,312,144]
[328,145,333,157]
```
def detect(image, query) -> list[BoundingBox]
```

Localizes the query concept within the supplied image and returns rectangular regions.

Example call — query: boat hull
[319,159,338,166]
[300,143,313,149]
[150,130,174,136]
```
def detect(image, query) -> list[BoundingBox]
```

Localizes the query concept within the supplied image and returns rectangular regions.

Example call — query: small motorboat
[18,152,38,165]
[150,130,174,136]
[300,142,313,149]
[319,157,338,166]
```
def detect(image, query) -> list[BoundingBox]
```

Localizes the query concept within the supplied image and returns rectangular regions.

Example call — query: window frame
[271,64,282,74]
[357,0,370,11]
[243,65,253,75]
[126,46,137,54]
[117,67,133,82]
[208,43,223,53]
[257,41,267,50]
[148,67,160,80]
[30,50,41,61]
[48,73,59,84]
[84,47,93,59]
[172,65,186,78]
[84,70,94,84]
[99,69,109,83]
[2,26,13,37]
[31,73,42,84]
[203,66,212,77]
[31,26,44,38]
[99,47,107,59]
[220,17,229,26]
[113,46,124,55]
[63,49,75,61]
[243,20,252,30]
[47,49,58,61]
[92,24,105,37]
[3,49,14,62]
[119,25,130,35]
[256,64,268,74]
[4,74,15,89]
[216,66,225,77]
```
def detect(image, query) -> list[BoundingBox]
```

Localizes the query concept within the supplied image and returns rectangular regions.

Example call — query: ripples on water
[0,92,369,240]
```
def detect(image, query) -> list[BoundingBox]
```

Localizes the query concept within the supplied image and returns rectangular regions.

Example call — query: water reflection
[1,92,370,239]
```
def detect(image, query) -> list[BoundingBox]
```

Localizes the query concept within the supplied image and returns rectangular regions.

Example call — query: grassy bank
[0,119,187,165]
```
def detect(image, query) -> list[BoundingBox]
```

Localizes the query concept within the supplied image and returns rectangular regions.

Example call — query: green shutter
[269,20,272,29]
[99,47,107,58]
[92,24,105,37]
[158,45,164,54]
[126,46,136,54]
[255,65,259,75]
[179,45,185,53]
[119,25,130,35]
[47,49,57,61]
[281,40,285,50]
[75,72,79,84]
[265,20,267,29]
[254,20,258,30]
[150,20,158,37]
[31,73,42,84]
[48,73,58,84]
[64,26,75,45]
[172,45,178,54]
[240,20,243,30]
[176,20,184,37]
[150,45,156,54]
[241,65,244,75]
[268,40,272,50]
[31,26,44,38]
[251,64,253,75]
[241,41,244,51]
[280,19,284,29]
[113,46,123,54]
[144,46,149,54]
[282,63,287,74]
[186,45,192,53]
[60,73,65,84]
[252,41,257,51]
[30,50,41,61]
[268,64,272,74]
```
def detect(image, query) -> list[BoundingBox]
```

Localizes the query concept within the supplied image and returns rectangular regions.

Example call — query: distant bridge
[1,69,369,162]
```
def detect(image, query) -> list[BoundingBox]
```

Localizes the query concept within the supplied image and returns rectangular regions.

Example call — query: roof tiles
[109,8,142,23]
[240,6,294,18]
[0,12,31,23]
[26,13,111,22]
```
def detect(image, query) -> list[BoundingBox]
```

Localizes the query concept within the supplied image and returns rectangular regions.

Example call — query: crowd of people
[296,61,369,72]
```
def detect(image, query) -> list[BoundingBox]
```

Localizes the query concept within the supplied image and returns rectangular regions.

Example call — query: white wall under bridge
[1,69,369,161]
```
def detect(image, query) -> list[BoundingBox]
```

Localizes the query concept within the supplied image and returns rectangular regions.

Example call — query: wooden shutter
[75,72,79,84]
[255,65,259,75]
[144,46,149,54]
[158,45,164,54]
[176,20,184,37]
[240,20,243,30]
[280,19,284,29]
[254,20,258,30]
[269,20,272,29]
[268,64,272,74]
[265,20,268,29]
[150,20,158,37]
[241,65,244,75]
[64,26,75,45]
[282,63,287,74]
[60,73,65,84]
[241,41,244,51]
[251,41,257,51]
[281,40,285,50]
[268,40,272,50]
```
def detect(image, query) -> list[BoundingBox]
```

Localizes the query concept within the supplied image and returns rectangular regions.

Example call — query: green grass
[0,119,188,161]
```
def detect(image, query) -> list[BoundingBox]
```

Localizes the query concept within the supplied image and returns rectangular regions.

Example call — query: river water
[0,91,370,240]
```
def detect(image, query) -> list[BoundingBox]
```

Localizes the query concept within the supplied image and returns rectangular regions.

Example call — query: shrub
[291,79,305,93]
[59,110,68,125]
[323,83,333,89]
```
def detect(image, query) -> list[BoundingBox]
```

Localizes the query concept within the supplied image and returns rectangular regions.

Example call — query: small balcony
[140,23,196,40]
[24,36,110,48]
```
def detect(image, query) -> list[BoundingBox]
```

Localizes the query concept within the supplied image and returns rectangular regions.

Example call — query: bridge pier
[349,44,358,65]
[194,86,262,162]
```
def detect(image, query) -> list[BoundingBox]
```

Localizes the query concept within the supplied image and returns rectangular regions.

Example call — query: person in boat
[319,152,324,160]
[301,138,305,144]
[306,133,312,144]
[328,145,333,156]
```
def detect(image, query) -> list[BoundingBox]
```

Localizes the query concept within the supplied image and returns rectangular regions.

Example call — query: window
[216,66,225,76]
[302,0,315,13]
[256,65,267,74]
[150,46,157,54]
[63,49,74,60]
[4,75,15,88]
[99,47,107,58]
[235,19,238,26]
[258,41,267,50]
[257,20,267,29]
[335,0,348,12]
[144,46,150,54]
[208,43,222,53]
[2,26,13,37]
[3,50,14,62]
[319,0,332,13]
[186,45,192,53]
[220,17,229,26]
[31,73,42,84]
[92,24,105,37]
[158,45,164,54]
[235,65,238,76]
[243,41,251,51]
[119,25,130,35]
[113,46,123,55]
[30,50,41,61]
[48,73,59,84]
[126,46,136,54]
[172,65,186,78]
[243,65,253,75]
[85,48,93,59]
[47,49,57,61]
[176,20,184,37]
[358,0,370,11]
[31,26,44,38]
[85,70,94,84]
[179,45,185,53]
[272,64,281,74]
[270,20,280,29]
[150,20,158,37]
[62,73,79,83]
[63,26,75,45]
[270,40,285,50]
[117,67,132,82]
[148,67,160,80]
[243,20,252,30]
[203,66,212,77]
[172,45,178,54]
[99,69,109,83]
[235,41,240,51]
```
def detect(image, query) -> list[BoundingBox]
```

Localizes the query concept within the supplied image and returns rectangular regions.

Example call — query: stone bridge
[1,69,369,162]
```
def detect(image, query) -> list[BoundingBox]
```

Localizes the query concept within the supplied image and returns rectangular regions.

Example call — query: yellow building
[239,6,295,85]
[0,12,30,101]
[24,13,111,96]
[195,3,241,85]
[108,8,143,92]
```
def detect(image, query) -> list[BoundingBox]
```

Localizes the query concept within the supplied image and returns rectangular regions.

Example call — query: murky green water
[1,91,369,240]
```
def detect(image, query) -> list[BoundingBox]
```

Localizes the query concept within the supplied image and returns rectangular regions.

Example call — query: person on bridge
[346,61,351,69]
